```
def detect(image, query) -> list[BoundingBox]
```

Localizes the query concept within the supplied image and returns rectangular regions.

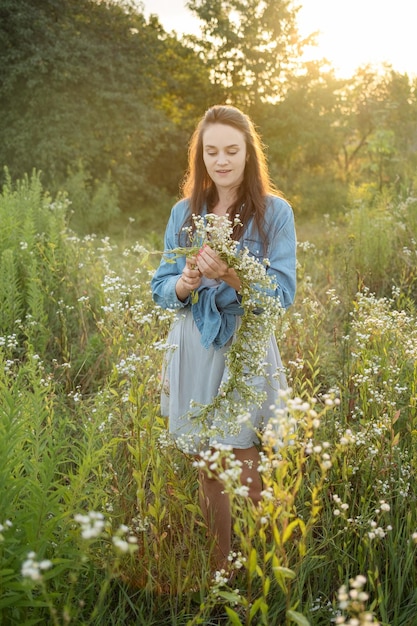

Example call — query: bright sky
[141,0,417,78]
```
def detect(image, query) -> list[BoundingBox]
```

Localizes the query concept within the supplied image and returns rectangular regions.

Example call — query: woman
[151,104,296,574]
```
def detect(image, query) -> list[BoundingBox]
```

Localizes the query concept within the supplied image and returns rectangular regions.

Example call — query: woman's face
[202,123,247,195]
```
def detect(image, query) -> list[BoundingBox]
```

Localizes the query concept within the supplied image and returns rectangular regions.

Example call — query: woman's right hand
[175,256,202,301]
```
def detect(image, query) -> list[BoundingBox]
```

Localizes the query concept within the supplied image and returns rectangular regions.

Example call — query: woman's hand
[197,245,242,292]
[196,244,228,280]
[175,255,202,301]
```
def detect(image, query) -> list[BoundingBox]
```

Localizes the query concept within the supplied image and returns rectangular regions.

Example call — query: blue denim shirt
[151,195,296,349]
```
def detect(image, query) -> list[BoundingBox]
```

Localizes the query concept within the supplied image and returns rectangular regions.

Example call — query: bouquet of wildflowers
[167,213,284,439]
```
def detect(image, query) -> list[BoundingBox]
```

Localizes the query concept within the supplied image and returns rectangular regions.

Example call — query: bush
[64,162,120,234]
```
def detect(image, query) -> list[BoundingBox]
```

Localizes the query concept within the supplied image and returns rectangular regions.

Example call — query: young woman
[151,104,296,573]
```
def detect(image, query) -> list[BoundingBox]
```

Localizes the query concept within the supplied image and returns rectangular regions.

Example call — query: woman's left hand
[197,244,242,292]
[196,244,229,281]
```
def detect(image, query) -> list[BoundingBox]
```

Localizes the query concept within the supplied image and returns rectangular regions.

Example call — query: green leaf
[249,597,268,620]
[282,519,300,544]
[272,565,295,594]
[286,609,311,626]
[219,591,243,604]
[248,547,257,575]
[273,566,296,580]
[224,606,244,625]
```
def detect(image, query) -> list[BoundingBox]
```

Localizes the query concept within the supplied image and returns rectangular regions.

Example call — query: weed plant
[0,174,416,625]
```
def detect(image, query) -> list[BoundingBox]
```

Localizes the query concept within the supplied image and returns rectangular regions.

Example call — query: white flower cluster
[0,519,12,542]
[74,511,107,539]
[21,551,53,582]
[171,213,283,440]
[227,550,246,570]
[74,509,142,555]
[194,445,245,492]
[0,333,19,350]
[112,524,138,554]
[263,401,297,450]
[334,575,379,625]
[115,352,150,378]
[332,498,393,543]
[350,289,417,362]
[74,511,139,556]
[131,514,150,533]
[332,494,350,517]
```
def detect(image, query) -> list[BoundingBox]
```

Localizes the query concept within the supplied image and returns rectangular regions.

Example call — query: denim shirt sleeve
[267,196,297,309]
[242,196,296,309]
[151,200,190,310]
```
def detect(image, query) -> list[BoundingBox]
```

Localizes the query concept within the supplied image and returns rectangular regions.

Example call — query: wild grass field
[1,172,417,625]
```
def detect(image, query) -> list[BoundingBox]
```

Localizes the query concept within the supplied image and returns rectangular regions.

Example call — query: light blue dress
[151,196,296,454]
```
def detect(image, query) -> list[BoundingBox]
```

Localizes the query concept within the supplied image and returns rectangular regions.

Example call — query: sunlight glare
[142,0,417,78]
[297,0,417,77]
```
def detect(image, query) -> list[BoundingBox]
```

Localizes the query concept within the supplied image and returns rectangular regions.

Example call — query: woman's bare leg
[199,468,231,571]
[233,445,262,506]
[198,445,262,571]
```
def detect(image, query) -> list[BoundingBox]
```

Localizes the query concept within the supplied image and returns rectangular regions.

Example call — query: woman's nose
[216,151,229,165]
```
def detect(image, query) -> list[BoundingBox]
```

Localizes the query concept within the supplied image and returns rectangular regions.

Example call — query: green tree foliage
[355,69,417,193]
[0,0,416,226]
[257,63,350,213]
[330,67,417,197]
[187,0,307,107]
[0,0,214,227]
[256,64,417,214]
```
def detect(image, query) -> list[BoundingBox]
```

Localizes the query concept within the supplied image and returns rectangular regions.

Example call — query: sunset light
[2,1,417,623]
[142,0,417,78]
[297,0,417,78]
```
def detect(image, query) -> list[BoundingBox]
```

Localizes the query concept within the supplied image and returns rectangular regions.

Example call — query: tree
[374,71,417,193]
[335,67,417,191]
[250,62,350,215]
[0,0,215,226]
[186,0,307,108]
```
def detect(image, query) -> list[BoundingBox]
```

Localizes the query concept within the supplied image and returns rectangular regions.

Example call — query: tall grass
[0,174,416,625]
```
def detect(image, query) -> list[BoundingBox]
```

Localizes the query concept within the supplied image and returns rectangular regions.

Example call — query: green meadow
[1,173,416,625]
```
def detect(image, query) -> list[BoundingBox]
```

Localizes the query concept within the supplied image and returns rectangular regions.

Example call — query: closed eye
[205,145,241,156]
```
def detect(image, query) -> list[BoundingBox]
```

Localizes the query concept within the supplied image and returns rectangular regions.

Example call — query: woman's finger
[186,255,198,266]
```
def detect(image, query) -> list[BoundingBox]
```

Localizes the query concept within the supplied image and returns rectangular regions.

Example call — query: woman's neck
[211,191,237,216]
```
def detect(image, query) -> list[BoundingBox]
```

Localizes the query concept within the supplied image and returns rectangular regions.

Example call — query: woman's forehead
[202,123,245,147]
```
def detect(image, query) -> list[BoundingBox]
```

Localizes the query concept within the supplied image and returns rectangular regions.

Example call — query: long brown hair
[181,105,280,245]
